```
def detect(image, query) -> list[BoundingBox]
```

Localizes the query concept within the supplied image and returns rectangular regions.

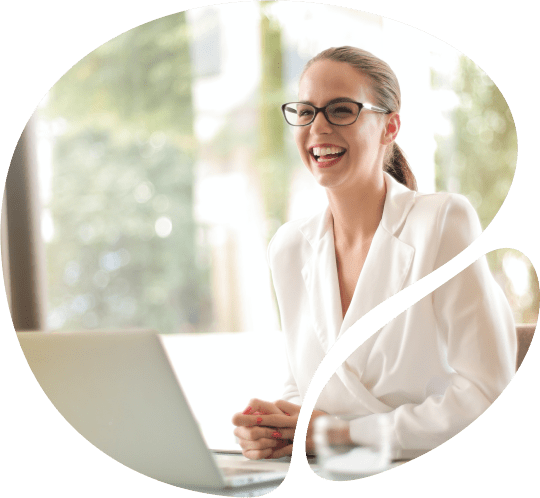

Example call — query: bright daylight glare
[30,2,531,449]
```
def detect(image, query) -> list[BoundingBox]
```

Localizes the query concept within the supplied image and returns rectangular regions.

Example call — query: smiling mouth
[310,146,346,163]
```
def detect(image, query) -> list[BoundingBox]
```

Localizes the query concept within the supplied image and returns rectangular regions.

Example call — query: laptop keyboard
[221,466,272,477]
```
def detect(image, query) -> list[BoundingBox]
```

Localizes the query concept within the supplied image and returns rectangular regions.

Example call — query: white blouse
[268,172,516,451]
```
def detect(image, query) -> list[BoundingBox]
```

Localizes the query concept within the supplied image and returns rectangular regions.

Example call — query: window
[3,2,535,452]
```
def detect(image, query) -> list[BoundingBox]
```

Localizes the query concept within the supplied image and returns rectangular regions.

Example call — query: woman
[232,46,516,460]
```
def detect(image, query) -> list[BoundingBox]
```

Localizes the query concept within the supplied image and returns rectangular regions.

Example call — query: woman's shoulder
[413,189,471,209]
[384,174,478,235]
[410,190,479,225]
[268,217,311,252]
[267,210,325,264]
[406,190,482,245]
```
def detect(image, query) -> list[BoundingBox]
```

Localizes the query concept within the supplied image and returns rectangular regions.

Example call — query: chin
[311,172,344,190]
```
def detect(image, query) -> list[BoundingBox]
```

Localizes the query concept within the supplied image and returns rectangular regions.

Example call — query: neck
[327,173,386,247]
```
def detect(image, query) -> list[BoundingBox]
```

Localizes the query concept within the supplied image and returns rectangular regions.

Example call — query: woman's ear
[381,112,400,145]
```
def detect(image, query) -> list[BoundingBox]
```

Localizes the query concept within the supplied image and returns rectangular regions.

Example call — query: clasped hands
[231,399,326,460]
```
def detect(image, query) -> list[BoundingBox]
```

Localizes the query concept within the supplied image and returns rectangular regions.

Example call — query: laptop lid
[17,329,233,489]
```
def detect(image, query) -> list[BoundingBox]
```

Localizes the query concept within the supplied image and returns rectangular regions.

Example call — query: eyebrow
[298,97,357,106]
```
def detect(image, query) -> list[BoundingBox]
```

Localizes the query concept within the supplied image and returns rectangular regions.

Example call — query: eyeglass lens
[283,102,361,126]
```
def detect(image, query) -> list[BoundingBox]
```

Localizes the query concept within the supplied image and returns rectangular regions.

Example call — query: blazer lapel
[334,174,416,409]
[339,172,417,337]
[300,208,343,352]
[339,226,415,336]
[298,174,416,358]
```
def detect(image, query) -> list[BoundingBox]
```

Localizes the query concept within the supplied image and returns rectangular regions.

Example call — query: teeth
[312,146,345,157]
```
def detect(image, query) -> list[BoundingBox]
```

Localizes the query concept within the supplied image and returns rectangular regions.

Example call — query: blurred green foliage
[435,56,517,228]
[39,8,535,334]
[257,2,290,239]
[435,56,538,323]
[41,13,212,333]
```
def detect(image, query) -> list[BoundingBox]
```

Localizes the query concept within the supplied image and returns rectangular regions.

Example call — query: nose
[310,110,332,134]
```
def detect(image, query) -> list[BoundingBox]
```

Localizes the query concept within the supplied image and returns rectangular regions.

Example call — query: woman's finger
[235,426,293,441]
[270,443,293,459]
[276,427,295,440]
[234,425,285,441]
[243,448,274,460]
[274,400,301,415]
[241,399,286,416]
[238,437,278,452]
[233,413,297,428]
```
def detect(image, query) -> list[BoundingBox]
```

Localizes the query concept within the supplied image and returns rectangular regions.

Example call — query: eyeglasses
[281,101,389,126]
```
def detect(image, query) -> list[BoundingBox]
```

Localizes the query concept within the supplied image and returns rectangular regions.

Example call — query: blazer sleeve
[281,357,302,405]
[267,227,302,405]
[349,195,517,451]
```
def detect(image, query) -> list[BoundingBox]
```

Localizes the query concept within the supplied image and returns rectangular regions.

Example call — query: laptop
[17,329,289,490]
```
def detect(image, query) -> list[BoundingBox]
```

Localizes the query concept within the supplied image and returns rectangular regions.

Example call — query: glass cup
[313,414,394,480]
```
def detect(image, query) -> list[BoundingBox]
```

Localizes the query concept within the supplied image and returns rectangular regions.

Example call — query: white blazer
[268,172,516,451]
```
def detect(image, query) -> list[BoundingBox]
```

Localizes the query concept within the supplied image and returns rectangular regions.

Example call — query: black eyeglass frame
[281,101,390,127]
